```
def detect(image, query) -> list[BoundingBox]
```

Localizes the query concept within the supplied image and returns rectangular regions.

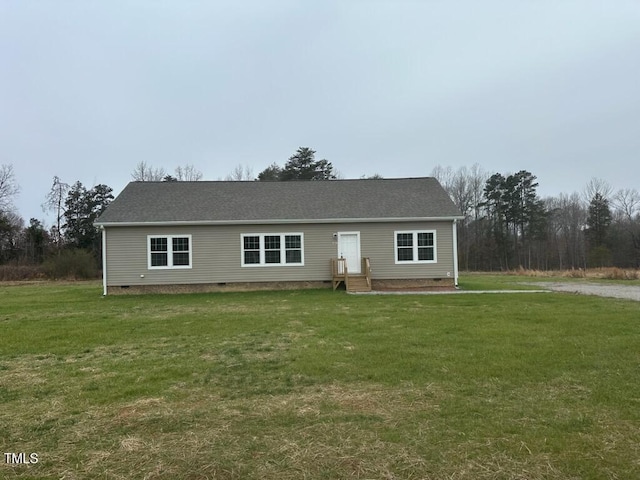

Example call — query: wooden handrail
[331,257,347,276]
[331,257,348,290]
[332,257,371,291]
[362,257,372,288]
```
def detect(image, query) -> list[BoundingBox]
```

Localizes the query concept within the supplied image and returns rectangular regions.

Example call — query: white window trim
[241,233,305,267]
[394,230,437,264]
[147,234,193,269]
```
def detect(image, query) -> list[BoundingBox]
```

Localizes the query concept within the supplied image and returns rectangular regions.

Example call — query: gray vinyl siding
[104,221,456,286]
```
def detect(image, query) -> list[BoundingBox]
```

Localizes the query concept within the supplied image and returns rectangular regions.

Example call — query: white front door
[337,232,361,274]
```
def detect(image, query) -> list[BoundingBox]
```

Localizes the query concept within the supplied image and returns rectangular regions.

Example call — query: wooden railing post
[362,257,371,289]
[343,258,349,291]
[331,257,348,291]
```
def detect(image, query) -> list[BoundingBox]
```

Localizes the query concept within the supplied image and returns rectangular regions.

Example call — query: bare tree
[0,164,20,212]
[175,164,203,181]
[451,167,475,217]
[467,163,488,220]
[583,177,613,204]
[131,161,166,181]
[612,188,640,267]
[544,192,587,269]
[430,165,455,193]
[612,188,640,219]
[430,164,487,218]
[225,164,255,181]
[431,164,489,270]
[42,176,70,249]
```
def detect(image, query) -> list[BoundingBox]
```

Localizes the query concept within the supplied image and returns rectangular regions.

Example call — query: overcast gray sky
[2,1,640,223]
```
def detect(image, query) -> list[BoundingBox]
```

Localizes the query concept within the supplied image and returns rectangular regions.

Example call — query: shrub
[0,265,45,281]
[512,267,552,277]
[564,268,586,278]
[602,267,639,280]
[43,249,99,280]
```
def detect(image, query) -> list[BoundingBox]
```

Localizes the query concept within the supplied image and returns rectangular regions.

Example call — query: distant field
[1,277,639,479]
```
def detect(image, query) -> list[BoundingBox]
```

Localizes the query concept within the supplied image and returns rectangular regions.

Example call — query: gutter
[95,216,466,228]
[452,219,459,287]
[101,226,107,296]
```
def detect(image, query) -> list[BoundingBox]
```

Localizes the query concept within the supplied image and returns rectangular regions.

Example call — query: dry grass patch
[2,371,447,479]
[446,449,569,480]
[509,266,640,280]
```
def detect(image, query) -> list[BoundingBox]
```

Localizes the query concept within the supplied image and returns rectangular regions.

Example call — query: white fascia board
[95,216,465,228]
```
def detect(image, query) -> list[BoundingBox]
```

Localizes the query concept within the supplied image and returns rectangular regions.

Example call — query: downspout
[452,219,459,287]
[101,226,107,296]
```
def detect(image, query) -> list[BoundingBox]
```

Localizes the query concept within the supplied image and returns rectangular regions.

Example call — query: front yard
[1,278,638,479]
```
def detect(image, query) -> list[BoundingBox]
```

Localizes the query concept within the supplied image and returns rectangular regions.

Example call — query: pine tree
[63,182,114,252]
[586,192,612,266]
[270,147,336,181]
[586,192,611,247]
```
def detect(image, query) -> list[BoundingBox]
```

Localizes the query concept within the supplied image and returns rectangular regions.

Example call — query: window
[395,231,436,263]
[396,233,414,262]
[150,237,168,267]
[285,235,302,264]
[148,235,192,269]
[243,236,260,265]
[241,233,304,266]
[264,235,281,264]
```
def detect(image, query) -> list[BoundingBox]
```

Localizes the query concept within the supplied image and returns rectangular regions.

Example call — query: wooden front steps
[331,257,372,293]
[345,275,371,292]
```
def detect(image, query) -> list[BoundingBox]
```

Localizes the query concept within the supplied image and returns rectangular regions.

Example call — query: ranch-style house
[95,177,463,294]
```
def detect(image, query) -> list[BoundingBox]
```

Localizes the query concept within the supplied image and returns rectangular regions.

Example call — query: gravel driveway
[528,282,640,302]
[360,283,640,302]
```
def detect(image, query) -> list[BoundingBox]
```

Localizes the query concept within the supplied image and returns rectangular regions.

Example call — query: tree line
[0,172,114,273]
[130,147,337,182]
[1,149,638,278]
[0,148,338,274]
[431,164,640,270]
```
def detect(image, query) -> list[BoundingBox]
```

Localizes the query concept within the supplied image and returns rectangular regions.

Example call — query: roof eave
[95,216,465,228]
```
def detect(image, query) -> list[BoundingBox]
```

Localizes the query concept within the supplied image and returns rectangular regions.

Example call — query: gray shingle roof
[96,177,462,225]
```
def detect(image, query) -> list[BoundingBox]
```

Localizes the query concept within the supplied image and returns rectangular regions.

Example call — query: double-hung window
[394,231,436,263]
[284,234,302,264]
[242,233,304,266]
[264,235,282,264]
[148,235,192,269]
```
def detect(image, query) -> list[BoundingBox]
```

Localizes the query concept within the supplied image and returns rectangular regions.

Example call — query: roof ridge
[133,176,436,185]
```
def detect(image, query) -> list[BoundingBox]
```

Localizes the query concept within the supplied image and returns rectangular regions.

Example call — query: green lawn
[1,279,639,479]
